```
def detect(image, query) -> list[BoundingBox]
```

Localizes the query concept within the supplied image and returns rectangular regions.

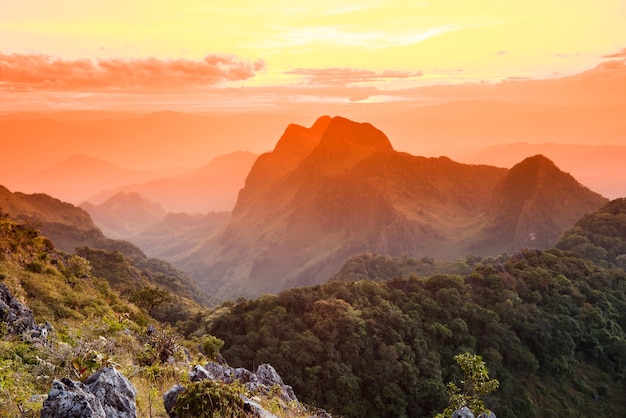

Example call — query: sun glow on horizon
[0,1,625,111]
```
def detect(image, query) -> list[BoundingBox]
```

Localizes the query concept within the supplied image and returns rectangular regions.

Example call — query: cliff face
[178,117,607,299]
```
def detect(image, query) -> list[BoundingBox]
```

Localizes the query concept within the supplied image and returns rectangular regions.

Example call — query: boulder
[242,395,279,418]
[164,362,299,418]
[41,378,106,418]
[452,407,474,418]
[41,368,137,418]
[84,367,137,418]
[163,384,185,418]
[0,283,36,335]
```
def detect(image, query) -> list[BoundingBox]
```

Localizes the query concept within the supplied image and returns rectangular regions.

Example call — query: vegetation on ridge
[201,248,626,418]
[0,216,316,417]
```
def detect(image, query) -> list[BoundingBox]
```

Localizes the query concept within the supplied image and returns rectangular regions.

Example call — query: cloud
[0,53,265,91]
[601,48,626,59]
[285,67,423,87]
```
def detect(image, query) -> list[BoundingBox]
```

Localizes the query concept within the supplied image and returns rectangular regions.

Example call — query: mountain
[180,116,606,299]
[474,155,608,254]
[80,192,166,239]
[557,197,626,267]
[89,151,258,213]
[8,154,158,205]
[458,142,626,199]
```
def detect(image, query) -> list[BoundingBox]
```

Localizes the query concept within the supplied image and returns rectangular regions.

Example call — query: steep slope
[475,155,608,254]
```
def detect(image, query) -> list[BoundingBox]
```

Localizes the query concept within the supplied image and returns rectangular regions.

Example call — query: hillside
[201,248,626,418]
[180,116,607,300]
[0,216,319,417]
[0,185,210,307]
[557,198,626,267]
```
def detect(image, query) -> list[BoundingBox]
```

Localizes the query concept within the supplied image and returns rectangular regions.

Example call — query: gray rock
[189,364,211,382]
[453,406,475,418]
[255,363,297,402]
[0,283,36,335]
[477,411,497,418]
[256,364,285,386]
[41,378,106,418]
[242,395,279,418]
[84,367,137,418]
[165,362,299,417]
[163,384,185,418]
[41,368,137,418]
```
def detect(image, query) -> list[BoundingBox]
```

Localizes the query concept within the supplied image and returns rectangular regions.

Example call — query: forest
[201,248,626,417]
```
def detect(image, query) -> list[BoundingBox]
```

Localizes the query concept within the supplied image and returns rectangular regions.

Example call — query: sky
[1,0,625,112]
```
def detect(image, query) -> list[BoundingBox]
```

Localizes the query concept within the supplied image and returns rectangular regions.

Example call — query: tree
[435,352,499,418]
[129,285,171,316]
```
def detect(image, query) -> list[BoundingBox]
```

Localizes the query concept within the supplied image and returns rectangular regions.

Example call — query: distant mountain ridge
[180,116,607,299]
[90,151,258,213]
[80,192,166,239]
[7,154,158,205]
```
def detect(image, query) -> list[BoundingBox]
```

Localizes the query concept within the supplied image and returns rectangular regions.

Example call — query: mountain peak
[306,116,394,174]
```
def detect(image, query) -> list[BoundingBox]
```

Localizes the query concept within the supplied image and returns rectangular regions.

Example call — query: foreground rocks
[165,361,330,418]
[41,367,137,418]
[0,283,36,335]
[451,407,497,418]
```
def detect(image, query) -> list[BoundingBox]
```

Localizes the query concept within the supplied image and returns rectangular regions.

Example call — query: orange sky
[1,1,625,112]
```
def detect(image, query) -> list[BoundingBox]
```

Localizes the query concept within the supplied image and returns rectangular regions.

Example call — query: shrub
[173,380,246,418]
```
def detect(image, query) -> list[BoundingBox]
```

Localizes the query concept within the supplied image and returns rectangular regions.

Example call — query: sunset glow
[1,1,625,112]
[1,1,625,205]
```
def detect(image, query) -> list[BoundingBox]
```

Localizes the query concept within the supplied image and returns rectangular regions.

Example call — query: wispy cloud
[602,48,626,59]
[285,67,423,87]
[248,22,488,50]
[0,53,265,91]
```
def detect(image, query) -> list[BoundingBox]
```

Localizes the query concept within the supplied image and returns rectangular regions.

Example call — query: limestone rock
[41,368,137,418]
[242,395,279,418]
[0,283,36,335]
[163,384,185,418]
[84,367,137,418]
[165,362,299,418]
[453,407,477,418]
[41,378,106,418]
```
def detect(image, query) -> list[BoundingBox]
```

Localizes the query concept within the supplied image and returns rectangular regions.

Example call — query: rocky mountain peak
[304,116,394,175]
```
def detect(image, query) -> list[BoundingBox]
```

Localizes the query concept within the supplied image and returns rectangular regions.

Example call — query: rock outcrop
[0,283,36,335]
[451,407,497,418]
[41,367,137,418]
[165,362,299,418]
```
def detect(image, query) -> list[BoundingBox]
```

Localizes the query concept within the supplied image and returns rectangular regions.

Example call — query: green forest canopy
[201,249,626,418]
